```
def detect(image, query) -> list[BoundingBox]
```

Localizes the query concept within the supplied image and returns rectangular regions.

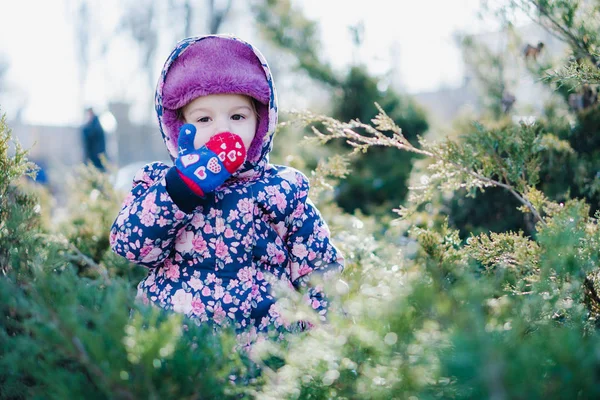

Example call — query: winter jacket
[109,35,344,333]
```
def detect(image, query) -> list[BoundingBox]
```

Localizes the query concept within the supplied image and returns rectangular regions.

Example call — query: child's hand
[175,124,246,196]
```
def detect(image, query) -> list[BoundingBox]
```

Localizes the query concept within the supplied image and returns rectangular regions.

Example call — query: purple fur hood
[155,34,278,172]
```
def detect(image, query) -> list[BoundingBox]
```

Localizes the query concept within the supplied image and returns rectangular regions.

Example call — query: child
[109,34,344,335]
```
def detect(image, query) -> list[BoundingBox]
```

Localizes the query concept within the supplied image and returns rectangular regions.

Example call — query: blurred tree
[118,0,159,94]
[252,0,429,216]
[69,0,92,111]
[444,0,600,237]
[115,0,234,118]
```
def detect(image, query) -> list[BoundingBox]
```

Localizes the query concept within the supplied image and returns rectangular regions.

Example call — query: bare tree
[68,0,91,113]
[208,0,233,34]
[118,0,159,93]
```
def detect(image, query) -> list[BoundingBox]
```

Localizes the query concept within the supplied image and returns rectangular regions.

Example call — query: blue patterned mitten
[174,124,246,196]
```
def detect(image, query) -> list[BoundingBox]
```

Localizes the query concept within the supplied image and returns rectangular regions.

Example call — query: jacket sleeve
[284,171,344,321]
[109,162,200,268]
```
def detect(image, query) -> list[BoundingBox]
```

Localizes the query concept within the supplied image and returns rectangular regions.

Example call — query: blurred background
[0,0,577,226]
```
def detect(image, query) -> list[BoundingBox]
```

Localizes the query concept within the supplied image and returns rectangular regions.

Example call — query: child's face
[182,94,257,151]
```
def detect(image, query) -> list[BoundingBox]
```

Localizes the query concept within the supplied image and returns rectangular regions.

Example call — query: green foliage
[0,114,42,278]
[331,66,429,215]
[0,118,254,399]
[252,0,429,216]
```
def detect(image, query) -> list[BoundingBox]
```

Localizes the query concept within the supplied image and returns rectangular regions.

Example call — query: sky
[0,0,491,126]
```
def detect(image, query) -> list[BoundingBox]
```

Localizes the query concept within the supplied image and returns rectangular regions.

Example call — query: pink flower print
[260,316,269,330]
[242,212,253,224]
[115,208,129,227]
[191,298,206,316]
[145,273,156,287]
[201,286,211,297]
[207,273,216,283]
[317,224,329,240]
[188,277,203,291]
[214,239,229,259]
[126,251,136,260]
[158,289,168,302]
[267,243,277,257]
[163,257,174,270]
[256,271,264,281]
[240,300,251,313]
[273,222,288,239]
[274,250,286,265]
[141,247,162,263]
[298,264,313,277]
[213,305,226,325]
[215,218,225,234]
[123,193,135,207]
[223,293,233,304]
[224,228,234,238]
[241,235,253,247]
[292,243,308,259]
[139,245,153,258]
[108,231,117,247]
[268,304,280,318]
[257,191,266,202]
[157,216,169,227]
[293,202,305,219]
[227,279,239,290]
[214,285,225,300]
[281,180,291,192]
[237,198,253,214]
[171,289,193,314]
[174,210,186,220]
[175,230,194,254]
[203,224,213,234]
[191,213,205,229]
[141,192,156,210]
[308,250,317,261]
[227,209,239,221]
[237,267,253,282]
[312,299,321,309]
[271,191,287,213]
[192,236,207,253]
[140,210,156,227]
[165,263,180,280]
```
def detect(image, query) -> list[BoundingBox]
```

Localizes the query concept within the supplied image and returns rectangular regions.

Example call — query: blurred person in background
[109,35,344,348]
[81,107,106,171]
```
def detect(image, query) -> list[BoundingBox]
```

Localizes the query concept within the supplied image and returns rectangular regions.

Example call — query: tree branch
[303,110,547,226]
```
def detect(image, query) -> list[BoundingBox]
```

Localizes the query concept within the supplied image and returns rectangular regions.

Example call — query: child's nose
[214,117,232,135]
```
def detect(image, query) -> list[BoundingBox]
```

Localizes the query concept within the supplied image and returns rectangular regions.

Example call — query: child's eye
[231,114,246,121]
[197,116,211,123]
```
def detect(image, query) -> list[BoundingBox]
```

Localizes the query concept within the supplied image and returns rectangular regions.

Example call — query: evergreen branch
[584,276,600,311]
[297,106,547,226]
[25,284,135,399]
[65,241,111,282]
[36,233,111,282]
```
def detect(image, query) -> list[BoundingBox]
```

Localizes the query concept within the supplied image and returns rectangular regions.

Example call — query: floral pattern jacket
[109,35,344,334]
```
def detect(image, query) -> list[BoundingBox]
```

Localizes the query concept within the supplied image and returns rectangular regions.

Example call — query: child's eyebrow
[185,107,211,115]
[231,105,252,112]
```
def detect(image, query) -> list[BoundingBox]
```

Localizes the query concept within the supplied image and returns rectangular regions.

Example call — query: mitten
[175,124,246,196]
